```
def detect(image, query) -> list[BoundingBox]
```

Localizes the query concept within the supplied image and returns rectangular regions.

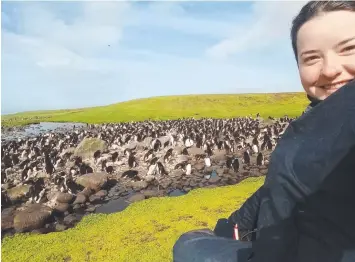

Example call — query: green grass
[1,176,265,262]
[1,93,308,127]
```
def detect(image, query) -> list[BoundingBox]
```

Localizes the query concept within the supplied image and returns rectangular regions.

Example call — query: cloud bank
[1,1,306,114]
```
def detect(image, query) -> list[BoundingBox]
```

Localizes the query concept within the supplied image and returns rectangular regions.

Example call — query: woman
[173,1,355,262]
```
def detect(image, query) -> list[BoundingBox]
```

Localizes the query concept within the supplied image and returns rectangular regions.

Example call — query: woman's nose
[320,55,342,79]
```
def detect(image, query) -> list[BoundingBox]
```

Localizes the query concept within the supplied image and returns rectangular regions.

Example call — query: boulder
[74,138,108,159]
[63,214,80,226]
[194,162,205,171]
[47,192,74,204]
[1,208,15,231]
[13,204,52,232]
[209,176,221,184]
[56,192,74,204]
[89,194,102,204]
[53,202,70,213]
[95,190,108,198]
[127,193,146,203]
[130,181,148,191]
[75,172,108,192]
[7,184,32,202]
[72,193,87,205]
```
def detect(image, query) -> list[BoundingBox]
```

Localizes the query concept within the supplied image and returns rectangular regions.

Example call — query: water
[1,122,87,141]
[204,170,218,180]
[210,170,218,178]
[95,198,131,214]
[168,189,186,197]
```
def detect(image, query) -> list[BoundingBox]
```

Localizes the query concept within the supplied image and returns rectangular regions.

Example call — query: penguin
[144,149,154,162]
[243,151,250,165]
[128,154,137,168]
[182,147,189,155]
[111,152,119,162]
[163,148,173,163]
[184,163,192,175]
[256,152,264,166]
[232,158,239,172]
[156,162,168,176]
[204,156,211,167]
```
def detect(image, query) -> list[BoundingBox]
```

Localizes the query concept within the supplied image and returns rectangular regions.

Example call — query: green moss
[2,177,265,262]
[1,93,308,127]
[74,138,107,159]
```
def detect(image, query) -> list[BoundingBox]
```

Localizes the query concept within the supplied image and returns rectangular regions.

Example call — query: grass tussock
[1,93,308,127]
[1,177,264,262]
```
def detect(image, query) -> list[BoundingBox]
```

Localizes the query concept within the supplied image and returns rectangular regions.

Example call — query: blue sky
[1,1,308,114]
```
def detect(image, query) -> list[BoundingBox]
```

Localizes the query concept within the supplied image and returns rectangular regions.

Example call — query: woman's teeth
[323,81,349,90]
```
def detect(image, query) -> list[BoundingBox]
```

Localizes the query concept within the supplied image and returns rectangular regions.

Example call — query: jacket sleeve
[250,80,355,261]
[228,185,263,231]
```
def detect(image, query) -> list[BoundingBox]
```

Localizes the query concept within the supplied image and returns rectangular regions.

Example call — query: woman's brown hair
[290,1,355,63]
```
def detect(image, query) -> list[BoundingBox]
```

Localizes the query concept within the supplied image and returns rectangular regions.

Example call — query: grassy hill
[1,177,264,262]
[1,92,309,127]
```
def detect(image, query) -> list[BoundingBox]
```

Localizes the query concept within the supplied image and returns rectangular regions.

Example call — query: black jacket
[228,80,355,262]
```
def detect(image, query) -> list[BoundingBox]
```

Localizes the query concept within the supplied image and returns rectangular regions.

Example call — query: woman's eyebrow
[336,36,355,48]
[300,49,318,57]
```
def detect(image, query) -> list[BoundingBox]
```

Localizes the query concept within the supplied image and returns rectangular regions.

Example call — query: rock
[194,162,205,171]
[74,137,108,160]
[53,202,70,213]
[7,184,32,202]
[204,167,214,174]
[76,173,108,192]
[63,214,79,226]
[211,151,228,162]
[215,168,226,175]
[209,176,221,184]
[95,190,108,198]
[187,147,205,155]
[194,173,205,178]
[89,194,103,204]
[169,170,184,178]
[189,180,198,187]
[1,208,15,231]
[13,204,52,232]
[55,223,67,232]
[85,206,96,212]
[183,187,191,192]
[130,181,148,191]
[259,168,268,175]
[57,193,74,204]
[60,147,75,158]
[159,179,172,189]
[127,193,145,203]
[73,193,87,205]
[142,190,159,198]
[176,155,189,163]
[73,204,82,210]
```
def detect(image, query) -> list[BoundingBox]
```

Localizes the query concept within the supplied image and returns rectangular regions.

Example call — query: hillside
[1,93,309,127]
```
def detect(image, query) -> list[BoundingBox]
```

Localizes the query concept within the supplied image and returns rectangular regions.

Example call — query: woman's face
[296,10,355,100]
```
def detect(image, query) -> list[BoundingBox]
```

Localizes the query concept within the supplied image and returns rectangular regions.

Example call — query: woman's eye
[304,56,319,63]
[342,45,355,53]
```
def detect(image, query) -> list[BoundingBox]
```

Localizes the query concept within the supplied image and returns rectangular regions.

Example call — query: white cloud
[1,1,305,115]
[206,1,308,60]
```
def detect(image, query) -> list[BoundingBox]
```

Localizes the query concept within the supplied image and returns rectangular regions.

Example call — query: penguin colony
[1,115,292,213]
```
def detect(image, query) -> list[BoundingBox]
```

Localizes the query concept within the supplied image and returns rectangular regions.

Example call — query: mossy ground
[1,93,308,127]
[1,177,264,262]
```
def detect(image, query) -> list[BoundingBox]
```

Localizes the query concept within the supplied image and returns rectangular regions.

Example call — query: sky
[1,1,308,115]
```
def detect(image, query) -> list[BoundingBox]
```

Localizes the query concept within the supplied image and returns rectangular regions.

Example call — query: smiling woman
[172,1,355,262]
[291,1,355,101]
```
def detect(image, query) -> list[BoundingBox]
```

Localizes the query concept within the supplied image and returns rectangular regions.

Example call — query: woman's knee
[173,229,213,260]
